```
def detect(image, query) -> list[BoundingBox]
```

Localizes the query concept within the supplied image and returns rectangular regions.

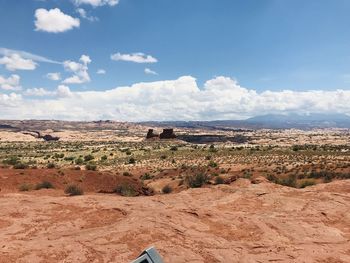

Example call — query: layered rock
[159,129,176,139]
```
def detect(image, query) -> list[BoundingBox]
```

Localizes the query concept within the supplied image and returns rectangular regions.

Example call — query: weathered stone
[159,129,176,139]
[146,129,159,139]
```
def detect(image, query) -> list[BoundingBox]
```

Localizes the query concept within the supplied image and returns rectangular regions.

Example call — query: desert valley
[0,120,349,262]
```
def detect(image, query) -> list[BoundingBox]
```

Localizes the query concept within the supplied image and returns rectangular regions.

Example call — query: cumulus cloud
[0,92,22,107]
[25,85,72,98]
[97,69,106,74]
[3,76,350,121]
[34,8,80,33]
[111,52,158,63]
[62,55,91,84]
[76,8,98,21]
[0,74,21,90]
[144,68,158,75]
[46,72,61,81]
[0,54,37,71]
[73,0,119,7]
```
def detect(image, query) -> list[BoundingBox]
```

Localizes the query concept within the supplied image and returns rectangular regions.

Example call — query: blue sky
[0,0,350,121]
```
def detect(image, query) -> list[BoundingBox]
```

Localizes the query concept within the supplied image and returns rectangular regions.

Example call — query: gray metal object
[131,247,164,263]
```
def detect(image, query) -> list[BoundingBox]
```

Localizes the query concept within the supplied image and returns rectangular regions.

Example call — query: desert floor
[1,179,349,263]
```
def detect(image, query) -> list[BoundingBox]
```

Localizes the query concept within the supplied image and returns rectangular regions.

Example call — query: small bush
[3,156,20,165]
[65,185,84,196]
[47,162,55,169]
[128,157,136,164]
[54,153,65,159]
[279,174,297,188]
[123,171,132,176]
[19,183,31,191]
[101,155,108,161]
[35,181,54,190]
[299,179,316,188]
[215,176,225,185]
[14,163,28,169]
[170,146,178,151]
[162,185,172,194]
[85,163,97,171]
[186,173,209,188]
[84,154,94,162]
[208,161,218,168]
[114,184,137,197]
[75,157,84,165]
[140,173,152,180]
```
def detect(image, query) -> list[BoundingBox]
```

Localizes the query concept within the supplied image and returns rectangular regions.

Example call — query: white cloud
[111,52,158,63]
[25,85,72,98]
[76,8,98,21]
[34,8,80,33]
[0,74,21,90]
[56,85,73,98]
[144,68,158,75]
[25,87,52,97]
[46,72,61,81]
[0,54,37,71]
[0,47,61,64]
[63,55,91,84]
[3,76,350,121]
[97,69,106,74]
[73,0,119,7]
[0,93,22,107]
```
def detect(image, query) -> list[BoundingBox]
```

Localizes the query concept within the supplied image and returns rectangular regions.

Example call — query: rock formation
[146,129,159,139]
[146,128,176,139]
[159,129,176,139]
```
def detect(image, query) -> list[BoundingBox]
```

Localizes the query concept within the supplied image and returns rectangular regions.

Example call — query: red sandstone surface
[0,177,349,262]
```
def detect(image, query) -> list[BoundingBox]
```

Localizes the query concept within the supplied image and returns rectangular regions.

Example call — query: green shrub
[128,157,136,164]
[85,163,97,171]
[84,154,94,162]
[14,163,28,169]
[3,156,20,165]
[101,155,108,161]
[114,184,137,197]
[162,185,172,194]
[54,153,64,159]
[19,183,31,191]
[279,174,297,188]
[186,173,209,188]
[47,162,55,169]
[65,185,83,196]
[35,181,54,190]
[170,146,178,151]
[141,173,152,180]
[215,176,225,185]
[299,179,316,188]
[75,157,84,165]
[123,171,132,176]
[208,161,218,168]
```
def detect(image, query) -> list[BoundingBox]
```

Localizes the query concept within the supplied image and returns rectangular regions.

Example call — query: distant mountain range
[143,113,350,130]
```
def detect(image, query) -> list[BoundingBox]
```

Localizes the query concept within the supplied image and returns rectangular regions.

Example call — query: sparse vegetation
[186,173,209,188]
[162,185,172,194]
[65,185,84,196]
[114,184,137,197]
[35,181,54,190]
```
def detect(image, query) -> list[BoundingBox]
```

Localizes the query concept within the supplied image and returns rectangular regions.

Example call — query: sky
[1,0,350,121]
